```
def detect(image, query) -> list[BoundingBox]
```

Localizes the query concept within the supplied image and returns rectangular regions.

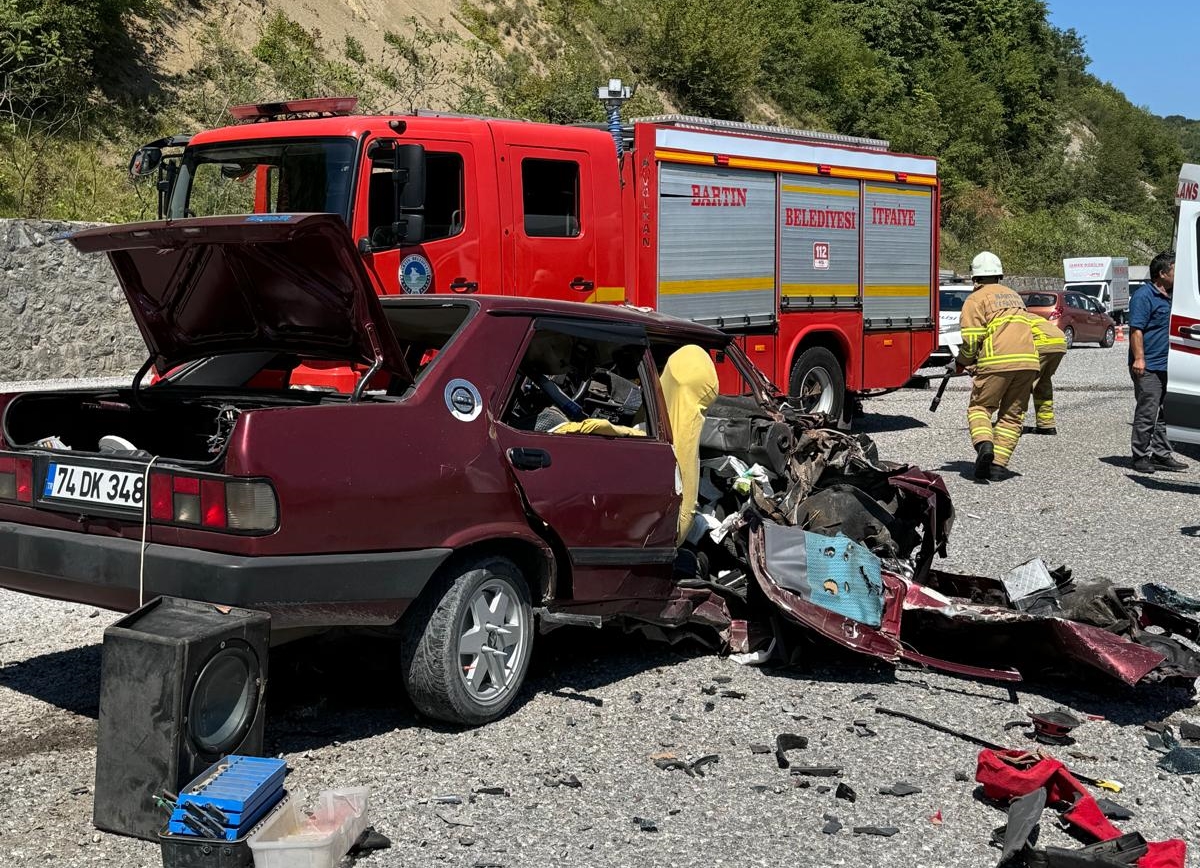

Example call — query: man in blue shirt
[1129,250,1186,473]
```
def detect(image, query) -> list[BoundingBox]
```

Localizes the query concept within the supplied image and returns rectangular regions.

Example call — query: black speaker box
[93,596,270,840]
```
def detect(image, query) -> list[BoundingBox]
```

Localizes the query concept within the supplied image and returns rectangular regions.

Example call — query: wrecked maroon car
[0,212,787,724]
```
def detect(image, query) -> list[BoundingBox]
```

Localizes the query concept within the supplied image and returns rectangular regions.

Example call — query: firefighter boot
[973,441,994,482]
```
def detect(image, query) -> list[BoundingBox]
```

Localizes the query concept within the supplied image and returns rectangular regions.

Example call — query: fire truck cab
[131,97,940,416]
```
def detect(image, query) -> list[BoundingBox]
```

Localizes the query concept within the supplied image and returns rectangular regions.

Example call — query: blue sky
[1046,1,1199,119]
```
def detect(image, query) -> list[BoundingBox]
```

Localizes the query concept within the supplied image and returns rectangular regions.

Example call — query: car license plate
[43,462,145,510]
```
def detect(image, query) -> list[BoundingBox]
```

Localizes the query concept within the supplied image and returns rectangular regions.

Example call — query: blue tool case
[167,756,287,841]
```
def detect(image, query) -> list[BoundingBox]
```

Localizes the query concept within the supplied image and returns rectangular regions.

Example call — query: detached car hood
[70,213,410,382]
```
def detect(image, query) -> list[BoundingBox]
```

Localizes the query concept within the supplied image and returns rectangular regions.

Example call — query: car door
[1082,296,1109,340]
[492,318,680,612]
[1063,292,1087,341]
[1167,185,1200,444]
[352,136,499,296]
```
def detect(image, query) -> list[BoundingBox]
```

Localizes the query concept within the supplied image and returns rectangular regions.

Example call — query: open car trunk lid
[69,213,411,384]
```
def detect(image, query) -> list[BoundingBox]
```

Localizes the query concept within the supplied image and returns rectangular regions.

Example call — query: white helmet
[971,251,1004,279]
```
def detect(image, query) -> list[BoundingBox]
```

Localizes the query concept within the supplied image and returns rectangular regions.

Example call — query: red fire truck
[130,97,939,416]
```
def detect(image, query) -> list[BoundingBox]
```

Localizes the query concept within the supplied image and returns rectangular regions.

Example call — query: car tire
[1063,326,1075,350]
[789,346,845,419]
[1100,325,1115,348]
[400,554,533,725]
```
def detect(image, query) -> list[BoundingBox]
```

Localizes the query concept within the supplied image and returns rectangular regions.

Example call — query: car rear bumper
[0,521,451,630]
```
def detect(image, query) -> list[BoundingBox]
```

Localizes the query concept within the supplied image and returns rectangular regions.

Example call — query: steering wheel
[529,371,587,421]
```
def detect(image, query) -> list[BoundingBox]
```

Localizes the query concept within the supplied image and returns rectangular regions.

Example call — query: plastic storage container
[246,788,370,868]
[159,795,290,868]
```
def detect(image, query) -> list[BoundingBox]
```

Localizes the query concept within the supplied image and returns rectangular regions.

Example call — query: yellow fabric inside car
[661,345,719,546]
[551,418,646,437]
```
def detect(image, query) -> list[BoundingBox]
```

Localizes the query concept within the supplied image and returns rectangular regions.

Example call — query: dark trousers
[1130,368,1172,459]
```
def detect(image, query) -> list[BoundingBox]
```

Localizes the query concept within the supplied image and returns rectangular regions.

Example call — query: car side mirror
[129,146,162,178]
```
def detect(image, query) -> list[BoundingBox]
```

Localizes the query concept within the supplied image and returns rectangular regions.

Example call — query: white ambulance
[1165,163,1200,444]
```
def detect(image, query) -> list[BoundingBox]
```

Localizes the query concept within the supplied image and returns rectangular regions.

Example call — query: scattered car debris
[852,692,878,703]
[1095,798,1135,821]
[712,675,733,684]
[835,783,857,803]
[878,782,922,797]
[651,753,719,778]
[954,771,970,782]
[1179,721,1200,741]
[790,766,842,778]
[1142,726,1200,774]
[850,719,877,737]
[629,691,643,704]
[691,755,720,776]
[853,826,899,837]
[875,706,1123,793]
[671,399,1200,691]
[749,743,773,755]
[929,810,943,826]
[542,774,582,789]
[1157,746,1200,776]
[1029,710,1083,745]
[821,814,842,835]
[976,749,1186,867]
[774,733,809,769]
[436,812,473,828]
[350,826,392,853]
[472,787,509,797]
[632,816,658,832]
[1068,750,1100,763]
[431,795,463,805]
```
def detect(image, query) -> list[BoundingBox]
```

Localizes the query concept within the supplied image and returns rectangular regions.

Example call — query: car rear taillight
[149,471,277,532]
[1049,309,1061,320]
[0,455,34,503]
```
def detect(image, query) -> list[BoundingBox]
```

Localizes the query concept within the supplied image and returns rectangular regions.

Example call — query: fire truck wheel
[789,347,845,419]
[400,554,533,725]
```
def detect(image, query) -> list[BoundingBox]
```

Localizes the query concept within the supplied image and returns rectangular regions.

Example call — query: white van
[1165,163,1200,444]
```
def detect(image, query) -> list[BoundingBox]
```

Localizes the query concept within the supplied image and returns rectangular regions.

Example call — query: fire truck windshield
[168,138,357,222]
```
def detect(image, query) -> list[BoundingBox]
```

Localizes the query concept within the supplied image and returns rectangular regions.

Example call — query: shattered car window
[502,324,652,436]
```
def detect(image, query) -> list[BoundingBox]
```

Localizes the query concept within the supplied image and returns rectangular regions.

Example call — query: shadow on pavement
[1098,455,1133,470]
[1126,474,1200,495]
[0,643,101,718]
[854,412,928,434]
[938,460,978,480]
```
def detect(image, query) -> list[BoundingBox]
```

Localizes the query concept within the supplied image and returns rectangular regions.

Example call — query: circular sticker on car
[399,253,433,294]
[445,378,483,422]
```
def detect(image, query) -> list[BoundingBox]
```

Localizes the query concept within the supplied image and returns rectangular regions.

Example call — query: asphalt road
[1,342,1198,868]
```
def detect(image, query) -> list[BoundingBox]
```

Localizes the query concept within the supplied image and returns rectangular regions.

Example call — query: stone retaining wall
[0,220,143,381]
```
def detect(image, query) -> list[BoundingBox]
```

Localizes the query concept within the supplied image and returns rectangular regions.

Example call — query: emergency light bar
[228,97,359,123]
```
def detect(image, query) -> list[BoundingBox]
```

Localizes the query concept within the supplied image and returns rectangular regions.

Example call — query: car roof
[377,294,729,343]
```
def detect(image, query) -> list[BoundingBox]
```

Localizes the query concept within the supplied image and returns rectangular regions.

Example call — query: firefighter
[956,252,1040,482]
[1026,314,1068,434]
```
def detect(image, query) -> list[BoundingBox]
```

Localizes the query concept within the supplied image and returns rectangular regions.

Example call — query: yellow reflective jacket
[1029,315,1067,356]
[956,283,1040,373]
